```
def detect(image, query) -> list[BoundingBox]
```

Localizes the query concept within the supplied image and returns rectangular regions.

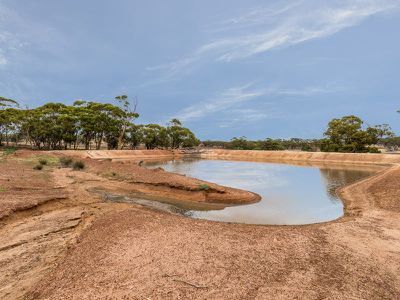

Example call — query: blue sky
[0,0,399,140]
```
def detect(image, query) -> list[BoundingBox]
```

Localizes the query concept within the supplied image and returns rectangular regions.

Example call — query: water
[144,159,383,225]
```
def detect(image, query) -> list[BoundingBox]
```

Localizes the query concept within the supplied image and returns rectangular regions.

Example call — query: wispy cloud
[218,108,275,128]
[175,83,264,121]
[148,0,399,78]
[175,83,338,122]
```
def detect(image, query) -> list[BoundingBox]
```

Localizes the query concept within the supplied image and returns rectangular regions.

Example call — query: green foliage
[301,144,313,152]
[59,157,73,167]
[321,115,389,153]
[0,97,18,108]
[379,137,400,152]
[3,147,17,155]
[229,137,253,150]
[204,137,318,152]
[368,147,381,153]
[198,184,210,191]
[0,186,6,193]
[0,96,199,151]
[33,164,43,170]
[167,119,200,149]
[72,160,85,170]
[259,138,285,151]
[39,158,48,165]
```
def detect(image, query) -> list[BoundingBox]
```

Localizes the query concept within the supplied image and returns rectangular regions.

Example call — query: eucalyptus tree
[321,115,388,153]
[0,96,18,109]
[167,118,199,149]
[0,96,201,150]
[73,100,129,150]
[114,95,139,149]
[126,124,144,149]
[0,97,19,145]
[142,124,169,149]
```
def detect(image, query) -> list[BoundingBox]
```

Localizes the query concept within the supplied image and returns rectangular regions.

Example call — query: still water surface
[145,159,382,225]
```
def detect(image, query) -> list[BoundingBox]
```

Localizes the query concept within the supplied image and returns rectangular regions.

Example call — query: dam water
[144,159,383,225]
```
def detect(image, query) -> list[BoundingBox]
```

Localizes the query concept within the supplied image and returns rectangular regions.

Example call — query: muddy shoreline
[1,149,400,299]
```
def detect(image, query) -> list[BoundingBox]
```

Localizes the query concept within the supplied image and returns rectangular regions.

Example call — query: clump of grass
[39,158,48,165]
[59,156,73,167]
[33,164,43,170]
[3,147,16,156]
[0,186,6,193]
[198,184,210,191]
[72,160,85,170]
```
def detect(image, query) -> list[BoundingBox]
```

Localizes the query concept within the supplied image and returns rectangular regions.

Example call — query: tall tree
[321,115,383,153]
[114,95,139,149]
[167,118,199,149]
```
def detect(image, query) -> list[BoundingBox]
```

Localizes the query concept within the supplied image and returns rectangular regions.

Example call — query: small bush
[198,184,210,191]
[33,164,43,170]
[59,157,73,167]
[111,172,117,176]
[72,160,85,170]
[301,144,312,152]
[0,186,6,193]
[368,147,381,153]
[3,147,16,155]
[39,158,48,165]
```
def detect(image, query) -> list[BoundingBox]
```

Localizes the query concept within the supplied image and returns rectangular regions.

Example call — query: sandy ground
[1,150,400,299]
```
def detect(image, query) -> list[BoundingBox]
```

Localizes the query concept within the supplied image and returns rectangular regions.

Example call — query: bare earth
[1,150,400,299]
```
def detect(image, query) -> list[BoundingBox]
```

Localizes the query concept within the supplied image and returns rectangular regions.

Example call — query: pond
[144,159,383,225]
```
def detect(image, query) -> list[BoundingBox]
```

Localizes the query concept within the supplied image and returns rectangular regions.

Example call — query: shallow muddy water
[144,159,383,225]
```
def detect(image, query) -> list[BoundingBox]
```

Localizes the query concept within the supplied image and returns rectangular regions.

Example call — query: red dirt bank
[1,150,400,299]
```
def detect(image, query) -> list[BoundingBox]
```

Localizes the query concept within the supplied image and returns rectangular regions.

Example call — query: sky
[0,0,399,140]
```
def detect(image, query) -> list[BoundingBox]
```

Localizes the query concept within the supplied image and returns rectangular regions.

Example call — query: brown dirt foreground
[1,150,400,299]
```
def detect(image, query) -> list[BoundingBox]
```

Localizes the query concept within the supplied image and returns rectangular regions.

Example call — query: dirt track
[1,150,400,299]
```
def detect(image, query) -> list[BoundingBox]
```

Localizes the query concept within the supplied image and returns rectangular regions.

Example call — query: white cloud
[175,83,265,121]
[175,83,338,122]
[148,0,399,77]
[0,52,7,65]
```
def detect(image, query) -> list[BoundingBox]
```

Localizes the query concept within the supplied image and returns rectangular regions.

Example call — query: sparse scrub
[33,164,43,170]
[198,184,210,191]
[0,186,6,192]
[39,158,48,165]
[3,147,16,155]
[59,157,73,167]
[72,160,85,170]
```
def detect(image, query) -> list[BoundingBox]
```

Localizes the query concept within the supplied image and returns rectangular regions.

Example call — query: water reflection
[145,159,383,225]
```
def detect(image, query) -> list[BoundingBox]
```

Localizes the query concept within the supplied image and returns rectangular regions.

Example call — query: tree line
[1,95,396,153]
[204,115,395,153]
[0,96,200,150]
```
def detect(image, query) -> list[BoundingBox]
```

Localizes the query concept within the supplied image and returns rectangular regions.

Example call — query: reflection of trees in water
[145,158,201,175]
[319,168,374,202]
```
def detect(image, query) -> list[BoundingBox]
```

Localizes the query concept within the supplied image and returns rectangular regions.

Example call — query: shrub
[198,184,210,191]
[301,144,312,152]
[33,164,43,170]
[368,147,381,153]
[0,186,6,193]
[111,172,117,176]
[39,158,48,165]
[59,157,73,167]
[3,147,16,155]
[72,160,85,170]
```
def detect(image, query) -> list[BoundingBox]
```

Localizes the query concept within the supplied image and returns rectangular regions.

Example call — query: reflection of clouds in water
[147,159,377,225]
[162,160,290,190]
